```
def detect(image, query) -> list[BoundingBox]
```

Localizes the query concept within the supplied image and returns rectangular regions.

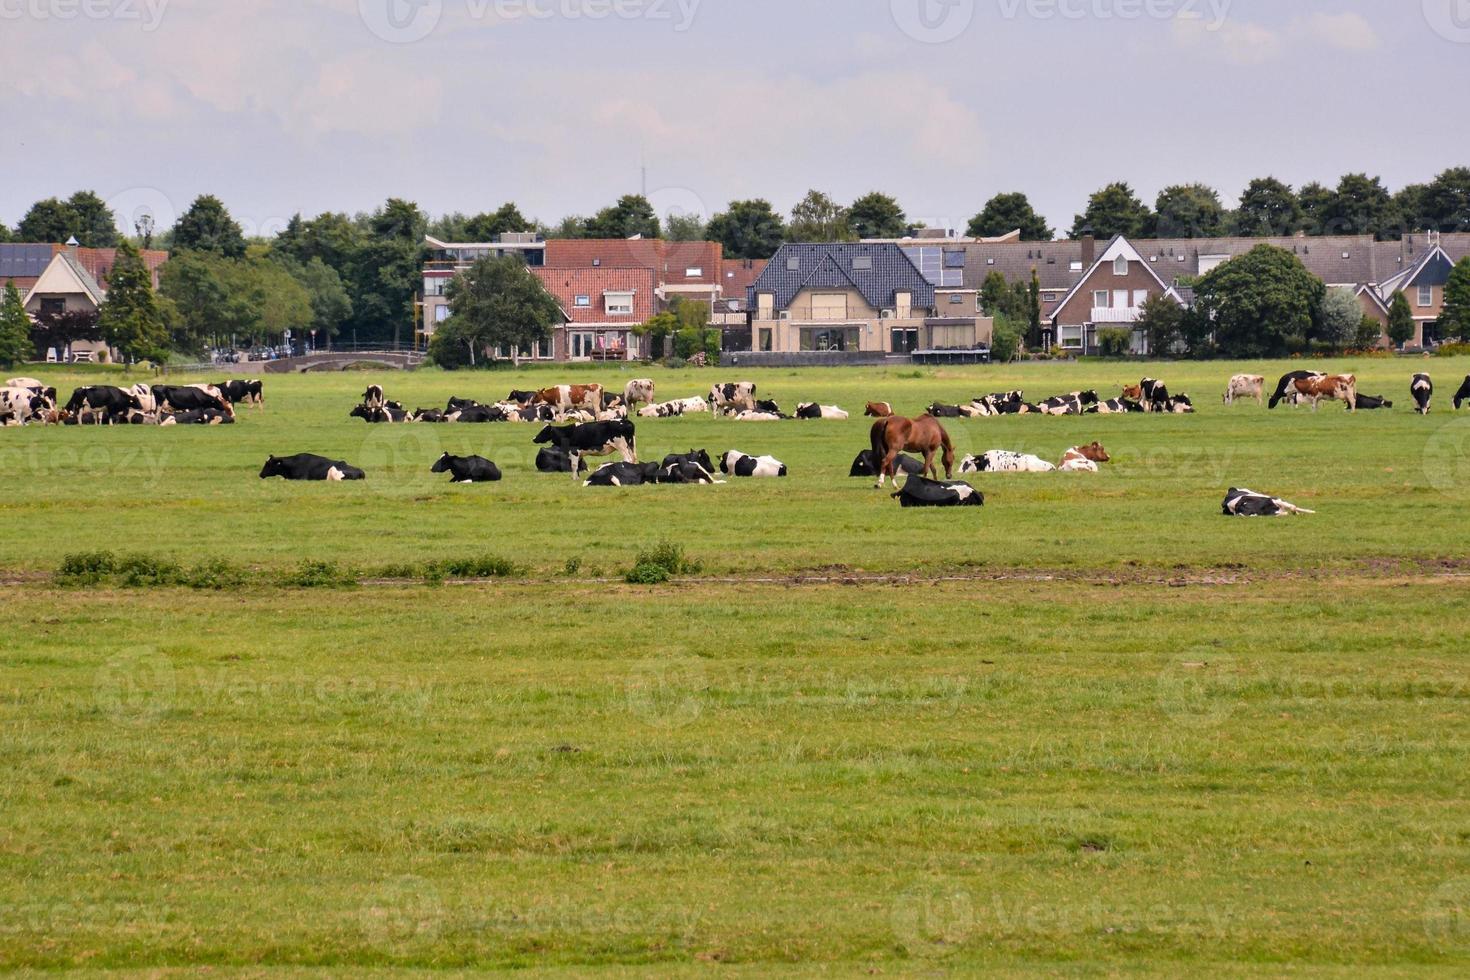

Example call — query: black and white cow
[6,378,58,405]
[1412,374,1433,415]
[431,454,503,483]
[161,408,234,426]
[507,389,538,406]
[350,404,408,423]
[1269,371,1325,409]
[973,390,1024,416]
[657,461,719,484]
[719,451,787,478]
[412,408,448,423]
[0,386,58,425]
[850,451,924,478]
[1456,376,1470,411]
[710,382,758,414]
[446,396,481,413]
[363,385,386,409]
[1354,394,1394,410]
[796,402,849,420]
[960,451,1055,474]
[534,420,637,480]
[260,454,366,481]
[1096,398,1144,414]
[63,385,143,424]
[662,449,716,473]
[215,379,264,409]
[1038,391,1099,416]
[445,405,507,424]
[1160,394,1196,414]
[1139,378,1171,413]
[584,461,661,487]
[1222,487,1315,517]
[535,446,589,474]
[153,384,234,418]
[892,476,984,508]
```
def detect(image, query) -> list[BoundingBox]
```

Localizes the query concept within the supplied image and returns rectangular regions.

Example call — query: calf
[1412,374,1433,415]
[431,454,502,483]
[719,451,787,478]
[1456,376,1470,411]
[851,451,923,478]
[710,382,758,414]
[1059,443,1110,473]
[1224,374,1265,406]
[1270,371,1325,409]
[260,454,366,481]
[63,385,143,424]
[796,403,849,421]
[1222,487,1315,517]
[865,401,893,418]
[584,461,661,487]
[892,476,984,508]
[216,379,264,409]
[507,389,538,406]
[1292,374,1357,412]
[534,420,638,481]
[961,451,1055,474]
[623,379,657,410]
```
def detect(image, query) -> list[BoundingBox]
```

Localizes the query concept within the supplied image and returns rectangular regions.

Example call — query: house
[1377,236,1461,347]
[531,266,657,361]
[746,243,992,356]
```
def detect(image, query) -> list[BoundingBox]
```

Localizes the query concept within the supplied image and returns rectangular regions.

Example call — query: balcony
[1091,307,1142,324]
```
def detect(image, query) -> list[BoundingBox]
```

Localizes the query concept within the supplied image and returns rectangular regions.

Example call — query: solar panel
[0,244,54,280]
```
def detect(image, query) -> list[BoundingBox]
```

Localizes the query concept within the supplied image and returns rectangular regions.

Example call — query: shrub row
[54,552,523,590]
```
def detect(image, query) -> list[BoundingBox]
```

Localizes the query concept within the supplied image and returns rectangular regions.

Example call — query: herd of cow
[0,377,263,426]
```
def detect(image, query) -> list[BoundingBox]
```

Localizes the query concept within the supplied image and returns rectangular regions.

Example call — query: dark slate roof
[0,244,55,282]
[749,244,934,312]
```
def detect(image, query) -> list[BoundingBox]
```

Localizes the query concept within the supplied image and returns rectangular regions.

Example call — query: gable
[23,253,105,308]
[1047,236,1173,323]
[750,244,934,313]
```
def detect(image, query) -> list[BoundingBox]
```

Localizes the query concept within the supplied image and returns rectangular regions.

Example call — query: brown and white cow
[1224,374,1266,406]
[1293,373,1358,412]
[1059,443,1111,473]
[536,384,605,414]
[623,379,656,411]
[865,401,893,418]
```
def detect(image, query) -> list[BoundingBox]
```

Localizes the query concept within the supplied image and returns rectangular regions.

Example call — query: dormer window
[787,257,800,271]
[852,256,873,271]
[592,259,601,267]
[605,291,634,315]
[685,267,703,277]
[574,295,591,307]
[1114,255,1128,276]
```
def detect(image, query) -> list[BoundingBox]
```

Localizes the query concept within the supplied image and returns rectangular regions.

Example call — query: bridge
[262,349,426,374]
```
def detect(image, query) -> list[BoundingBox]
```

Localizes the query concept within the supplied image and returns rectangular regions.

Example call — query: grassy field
[2,358,1468,974]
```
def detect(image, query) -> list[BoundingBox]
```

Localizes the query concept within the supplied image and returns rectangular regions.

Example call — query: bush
[625,542,701,584]
[277,560,358,589]
[1434,341,1470,358]
[429,556,522,580]
[55,551,119,586]
[625,562,672,585]
[991,316,1022,363]
[115,554,186,588]
[186,558,249,591]
[1097,327,1132,358]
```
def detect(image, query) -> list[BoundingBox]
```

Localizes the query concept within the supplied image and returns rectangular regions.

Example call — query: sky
[3,0,1469,239]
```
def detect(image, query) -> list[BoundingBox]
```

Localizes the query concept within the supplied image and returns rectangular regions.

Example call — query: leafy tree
[275,212,361,272]
[1423,167,1470,233]
[788,190,854,242]
[1393,183,1432,235]
[584,195,660,240]
[1355,314,1385,350]
[1135,293,1184,357]
[547,215,588,239]
[0,221,11,243]
[1232,177,1302,237]
[1387,291,1416,349]
[172,195,247,258]
[967,191,1053,241]
[159,252,245,351]
[97,241,168,362]
[18,198,80,243]
[464,203,532,242]
[979,271,1011,318]
[706,199,785,259]
[288,256,353,345]
[1297,182,1336,236]
[67,191,120,248]
[663,212,708,242]
[370,198,428,243]
[1069,182,1154,239]
[31,309,100,360]
[847,192,906,240]
[1193,244,1325,358]
[1097,326,1132,357]
[0,280,34,366]
[990,314,1022,363]
[1154,183,1226,238]
[1320,173,1399,239]
[1440,257,1470,339]
[433,256,562,368]
[1027,267,1042,347]
[1318,286,1363,351]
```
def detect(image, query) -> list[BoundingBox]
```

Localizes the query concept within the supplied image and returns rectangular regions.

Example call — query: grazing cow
[870,415,954,488]
[1222,487,1315,517]
[535,446,589,474]
[153,384,235,419]
[363,385,385,409]
[657,461,720,485]
[1270,371,1326,409]
[350,404,408,424]
[535,384,605,413]
[1412,374,1434,415]
[1224,374,1266,406]
[216,379,264,409]
[710,382,758,414]
[1354,394,1394,410]
[260,454,366,482]
[865,401,894,418]
[63,385,143,424]
[850,451,924,478]
[431,454,503,483]
[796,403,849,421]
[585,461,661,487]
[445,405,507,424]
[661,450,716,474]
[961,451,1055,474]
[623,379,657,410]
[534,420,637,481]
[892,476,984,508]
[1059,443,1111,473]
[1456,376,1470,410]
[1292,374,1357,412]
[161,408,234,426]
[1038,391,1099,416]
[719,451,788,478]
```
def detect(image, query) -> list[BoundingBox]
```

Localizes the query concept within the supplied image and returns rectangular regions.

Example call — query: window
[685,267,703,278]
[787,257,801,271]
[1419,285,1434,307]
[592,259,601,267]
[435,305,450,323]
[1132,290,1149,308]
[852,256,873,271]
[40,298,65,317]
[1070,261,1083,272]
[811,293,848,320]
[574,295,591,307]
[800,326,860,352]
[949,294,965,305]
[943,250,965,269]
[987,258,995,265]
[1093,290,1109,310]
[1114,255,1128,276]
[1044,293,1058,302]
[1059,324,1083,349]
[605,291,634,316]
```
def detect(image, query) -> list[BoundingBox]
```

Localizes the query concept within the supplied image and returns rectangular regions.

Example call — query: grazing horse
[870,415,955,489]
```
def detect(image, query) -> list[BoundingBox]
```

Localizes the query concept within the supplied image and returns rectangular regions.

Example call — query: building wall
[1051,259,1164,326]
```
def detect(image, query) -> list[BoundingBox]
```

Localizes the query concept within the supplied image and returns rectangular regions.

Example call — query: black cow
[534,420,637,480]
[927,404,965,418]
[1222,487,1315,517]
[446,396,481,413]
[412,408,448,423]
[892,476,985,508]
[584,462,660,487]
[445,405,506,424]
[1354,394,1394,410]
[657,461,718,485]
[431,454,502,483]
[260,454,366,481]
[1269,371,1324,409]
[63,386,142,423]
[1456,376,1470,411]
[795,403,823,420]
[535,446,589,474]
[661,449,716,473]
[215,379,263,408]
[154,385,234,418]
[161,408,234,425]
[850,451,924,478]
[507,390,538,406]
[1412,374,1434,415]
[350,404,407,423]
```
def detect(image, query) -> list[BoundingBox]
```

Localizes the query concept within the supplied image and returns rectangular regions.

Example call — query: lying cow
[431,454,502,483]
[63,385,143,424]
[1354,394,1394,410]
[1224,374,1266,406]
[734,411,783,422]
[260,454,366,482]
[536,446,589,474]
[350,404,408,424]
[850,451,923,479]
[1412,374,1433,415]
[1269,371,1325,409]
[961,451,1055,474]
[160,408,234,426]
[865,402,893,418]
[927,403,982,419]
[1160,394,1196,414]
[640,397,710,419]
[796,403,849,421]
[445,405,507,424]
[534,420,637,481]
[892,476,984,508]
[710,382,758,415]
[1293,374,1357,412]
[1038,391,1099,416]
[1058,443,1111,473]
[1222,487,1315,517]
[1096,398,1143,414]
[662,449,716,473]
[974,391,1025,416]
[412,408,448,423]
[719,451,787,478]
[657,461,720,485]
[585,461,661,487]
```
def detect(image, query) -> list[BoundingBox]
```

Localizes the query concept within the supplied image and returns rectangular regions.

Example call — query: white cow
[960,451,1056,474]
[1224,374,1266,406]
[719,451,787,478]
[623,379,657,410]
[796,403,849,420]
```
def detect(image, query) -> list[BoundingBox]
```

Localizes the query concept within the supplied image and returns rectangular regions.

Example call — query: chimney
[1079,228,1096,267]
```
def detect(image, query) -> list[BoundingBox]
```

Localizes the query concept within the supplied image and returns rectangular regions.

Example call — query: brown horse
[870,415,955,488]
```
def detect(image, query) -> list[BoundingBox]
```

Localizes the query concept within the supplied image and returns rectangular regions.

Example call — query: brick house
[531,266,657,361]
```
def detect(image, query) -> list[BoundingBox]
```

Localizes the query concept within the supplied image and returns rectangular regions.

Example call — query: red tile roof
[533,267,657,325]
[543,239,723,287]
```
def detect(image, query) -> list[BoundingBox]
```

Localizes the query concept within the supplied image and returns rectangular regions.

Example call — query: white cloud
[1299,12,1380,52]
[1171,14,1281,66]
